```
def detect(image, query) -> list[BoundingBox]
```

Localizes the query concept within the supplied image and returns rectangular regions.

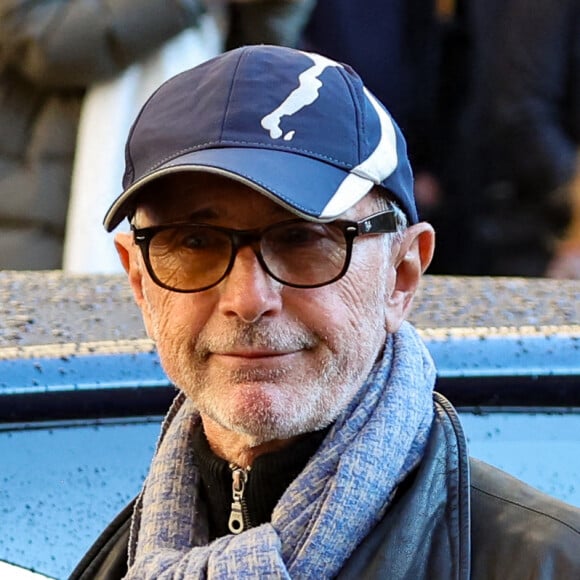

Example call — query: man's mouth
[195,322,319,362]
[212,348,299,359]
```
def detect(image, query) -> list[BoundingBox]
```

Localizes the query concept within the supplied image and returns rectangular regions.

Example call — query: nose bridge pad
[229,243,276,289]
[228,229,282,289]
[247,228,275,280]
[252,244,274,280]
[255,246,282,288]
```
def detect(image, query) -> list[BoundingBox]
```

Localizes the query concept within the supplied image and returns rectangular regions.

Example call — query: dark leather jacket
[70,394,580,579]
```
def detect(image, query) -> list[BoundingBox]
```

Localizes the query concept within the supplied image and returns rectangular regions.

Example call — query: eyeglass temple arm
[357,211,397,234]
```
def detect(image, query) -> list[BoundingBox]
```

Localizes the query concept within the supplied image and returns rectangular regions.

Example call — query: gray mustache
[197,322,319,354]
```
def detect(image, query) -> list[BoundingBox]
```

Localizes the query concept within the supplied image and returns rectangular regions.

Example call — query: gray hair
[369,190,408,254]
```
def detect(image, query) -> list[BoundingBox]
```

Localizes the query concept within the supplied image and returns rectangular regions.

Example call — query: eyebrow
[145,206,221,226]
[177,205,292,224]
[183,207,220,222]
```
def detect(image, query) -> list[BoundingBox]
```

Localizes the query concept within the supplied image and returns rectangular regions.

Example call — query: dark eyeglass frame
[132,209,398,293]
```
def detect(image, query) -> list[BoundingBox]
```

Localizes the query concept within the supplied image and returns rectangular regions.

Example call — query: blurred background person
[0,1,205,270]
[440,0,580,277]
[220,0,316,50]
[301,0,580,280]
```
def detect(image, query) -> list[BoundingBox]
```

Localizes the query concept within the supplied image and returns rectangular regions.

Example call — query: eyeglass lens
[146,222,349,291]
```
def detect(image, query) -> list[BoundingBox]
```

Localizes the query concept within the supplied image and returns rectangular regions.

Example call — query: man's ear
[114,232,156,340]
[385,222,435,333]
[115,232,144,301]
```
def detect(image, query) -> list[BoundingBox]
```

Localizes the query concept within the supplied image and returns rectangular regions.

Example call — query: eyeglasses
[132,210,397,293]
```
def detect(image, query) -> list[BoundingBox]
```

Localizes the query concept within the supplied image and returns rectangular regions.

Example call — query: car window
[1,408,580,579]
[0,419,159,580]
[461,411,580,505]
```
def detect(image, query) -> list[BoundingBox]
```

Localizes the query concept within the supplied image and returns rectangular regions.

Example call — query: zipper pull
[228,465,249,534]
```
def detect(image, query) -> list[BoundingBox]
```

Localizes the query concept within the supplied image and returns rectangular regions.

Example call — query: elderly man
[71,46,580,579]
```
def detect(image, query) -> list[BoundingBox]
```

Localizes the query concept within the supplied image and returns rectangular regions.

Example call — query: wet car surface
[1,272,579,579]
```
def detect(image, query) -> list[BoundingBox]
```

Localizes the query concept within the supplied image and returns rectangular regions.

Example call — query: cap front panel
[220,49,361,169]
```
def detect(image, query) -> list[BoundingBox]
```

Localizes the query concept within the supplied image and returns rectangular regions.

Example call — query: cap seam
[219,47,247,140]
[123,68,195,188]
[336,66,364,164]
[139,141,355,178]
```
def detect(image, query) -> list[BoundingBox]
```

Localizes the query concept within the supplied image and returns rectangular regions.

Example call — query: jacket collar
[338,392,471,579]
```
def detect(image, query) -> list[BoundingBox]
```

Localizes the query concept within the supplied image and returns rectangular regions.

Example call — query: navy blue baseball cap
[103,45,418,231]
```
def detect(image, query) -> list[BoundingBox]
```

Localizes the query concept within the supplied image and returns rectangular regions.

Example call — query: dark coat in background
[444,0,580,275]
[0,0,205,269]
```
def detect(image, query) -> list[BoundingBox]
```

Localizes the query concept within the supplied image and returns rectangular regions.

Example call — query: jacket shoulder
[470,458,580,579]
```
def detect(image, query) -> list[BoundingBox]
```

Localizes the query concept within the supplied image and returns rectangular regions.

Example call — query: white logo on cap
[261,52,342,141]
[259,49,400,221]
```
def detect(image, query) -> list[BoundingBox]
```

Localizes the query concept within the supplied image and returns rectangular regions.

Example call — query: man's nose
[217,247,283,323]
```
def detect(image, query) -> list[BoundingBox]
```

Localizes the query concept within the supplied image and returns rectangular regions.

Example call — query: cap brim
[103,147,375,231]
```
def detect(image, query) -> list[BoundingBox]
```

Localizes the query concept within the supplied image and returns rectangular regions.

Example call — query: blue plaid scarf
[126,321,435,578]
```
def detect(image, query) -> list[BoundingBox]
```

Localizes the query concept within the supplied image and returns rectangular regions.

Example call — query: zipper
[228,464,251,534]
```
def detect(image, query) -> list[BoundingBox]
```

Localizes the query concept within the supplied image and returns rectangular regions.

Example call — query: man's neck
[193,421,330,539]
[201,415,302,469]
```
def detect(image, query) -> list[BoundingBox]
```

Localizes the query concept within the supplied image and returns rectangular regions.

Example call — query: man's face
[120,173,404,444]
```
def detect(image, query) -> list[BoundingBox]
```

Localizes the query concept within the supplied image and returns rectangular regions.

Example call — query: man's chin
[190,377,334,441]
[212,402,333,444]
[207,401,312,444]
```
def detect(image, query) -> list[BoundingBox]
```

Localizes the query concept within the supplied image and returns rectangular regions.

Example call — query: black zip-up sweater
[193,424,329,540]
